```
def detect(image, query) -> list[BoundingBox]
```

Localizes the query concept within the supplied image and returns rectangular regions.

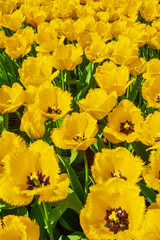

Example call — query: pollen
[124,122,130,129]
[73,132,86,142]
[30,172,38,181]
[26,170,50,190]
[7,99,12,104]
[47,105,61,114]
[111,170,127,180]
[109,211,119,223]
[120,120,134,135]
[105,207,129,234]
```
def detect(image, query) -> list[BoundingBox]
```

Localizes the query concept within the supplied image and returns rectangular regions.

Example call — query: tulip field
[0,0,160,239]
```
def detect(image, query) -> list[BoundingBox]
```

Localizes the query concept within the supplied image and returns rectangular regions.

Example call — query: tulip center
[7,99,12,104]
[111,170,127,180]
[104,207,129,234]
[47,105,61,114]
[156,93,160,103]
[26,170,50,190]
[73,132,86,142]
[154,133,160,143]
[120,120,134,135]
[155,137,160,143]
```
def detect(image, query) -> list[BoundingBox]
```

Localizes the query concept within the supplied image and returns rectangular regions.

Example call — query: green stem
[0,114,4,134]
[16,111,22,120]
[83,151,89,202]
[61,70,65,90]
[128,74,142,103]
[102,118,107,126]
[66,71,71,92]
[42,202,54,240]
[3,113,9,131]
[108,141,111,149]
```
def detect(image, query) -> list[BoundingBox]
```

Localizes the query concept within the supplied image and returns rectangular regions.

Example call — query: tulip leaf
[50,203,68,225]
[85,62,92,85]
[85,62,97,89]
[30,202,48,240]
[70,150,79,165]
[62,231,87,240]
[59,236,66,240]
[0,198,19,210]
[59,217,74,232]
[58,208,81,233]
[128,74,142,102]
[138,182,157,203]
[0,115,3,123]
[75,83,89,101]
[131,141,150,162]
[58,155,84,204]
[2,206,28,217]
[53,188,83,214]
[96,135,106,152]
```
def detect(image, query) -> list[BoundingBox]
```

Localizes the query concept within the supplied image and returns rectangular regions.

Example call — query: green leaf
[0,199,19,210]
[58,155,84,204]
[53,188,83,214]
[85,62,97,89]
[59,217,74,232]
[59,236,66,240]
[2,206,28,217]
[75,84,89,101]
[58,208,81,233]
[65,189,83,213]
[138,181,157,203]
[30,203,48,240]
[70,150,79,165]
[64,231,87,240]
[128,74,142,102]
[131,141,150,162]
[96,135,106,152]
[0,115,3,123]
[85,62,92,85]
[90,143,99,153]
[50,203,67,225]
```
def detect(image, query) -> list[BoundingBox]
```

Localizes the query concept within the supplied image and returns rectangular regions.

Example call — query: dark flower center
[104,207,129,234]
[120,120,134,135]
[47,105,61,114]
[156,93,160,103]
[110,170,127,180]
[73,133,86,142]
[26,170,50,190]
[155,137,160,143]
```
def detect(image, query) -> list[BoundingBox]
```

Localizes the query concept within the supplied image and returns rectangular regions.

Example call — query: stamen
[26,170,50,190]
[155,133,160,143]
[155,137,160,143]
[120,120,134,135]
[7,99,12,104]
[156,93,160,103]
[104,207,129,234]
[111,170,127,180]
[47,105,61,114]
[73,133,86,142]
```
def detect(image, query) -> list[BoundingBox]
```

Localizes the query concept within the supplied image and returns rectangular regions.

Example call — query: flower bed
[0,0,160,239]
